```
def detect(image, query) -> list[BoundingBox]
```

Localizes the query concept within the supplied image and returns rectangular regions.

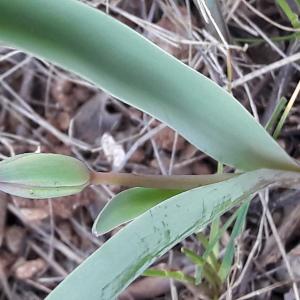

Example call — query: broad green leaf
[0,0,298,172]
[93,188,181,235]
[92,173,236,235]
[46,169,300,299]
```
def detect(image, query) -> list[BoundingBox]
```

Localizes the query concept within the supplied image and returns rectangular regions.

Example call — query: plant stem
[90,171,236,190]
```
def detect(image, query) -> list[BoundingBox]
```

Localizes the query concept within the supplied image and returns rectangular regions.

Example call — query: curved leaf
[0,0,298,171]
[92,188,182,235]
[46,169,300,299]
[92,173,237,235]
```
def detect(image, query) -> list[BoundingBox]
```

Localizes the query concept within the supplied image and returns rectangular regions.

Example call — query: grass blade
[273,80,300,139]
[277,0,300,28]
[143,268,195,284]
[265,97,288,134]
[218,200,250,282]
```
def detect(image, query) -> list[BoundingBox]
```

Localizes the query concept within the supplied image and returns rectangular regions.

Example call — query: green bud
[0,153,91,199]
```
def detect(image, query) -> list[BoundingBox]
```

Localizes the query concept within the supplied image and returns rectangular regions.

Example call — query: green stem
[90,171,236,190]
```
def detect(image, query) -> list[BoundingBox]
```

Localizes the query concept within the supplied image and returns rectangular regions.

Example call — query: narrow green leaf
[265,97,287,134]
[92,188,181,235]
[273,81,300,139]
[143,268,195,284]
[46,169,300,299]
[0,0,298,172]
[209,162,224,257]
[277,0,300,28]
[197,232,219,272]
[235,33,300,44]
[218,200,250,282]
[182,247,221,289]
[200,0,231,42]
[195,205,243,284]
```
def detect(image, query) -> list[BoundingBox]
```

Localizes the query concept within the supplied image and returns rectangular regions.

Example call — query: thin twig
[241,0,300,32]
[231,53,300,88]
[235,278,300,300]
[260,195,300,300]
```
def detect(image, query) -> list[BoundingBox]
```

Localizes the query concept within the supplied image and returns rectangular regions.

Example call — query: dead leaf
[14,258,46,280]
[72,94,121,145]
[20,208,49,222]
[154,127,185,152]
[5,226,26,255]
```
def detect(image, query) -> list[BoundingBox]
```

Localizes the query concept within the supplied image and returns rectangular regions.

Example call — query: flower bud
[0,153,91,199]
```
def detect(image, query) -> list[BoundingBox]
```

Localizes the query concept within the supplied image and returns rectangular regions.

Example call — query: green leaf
[199,0,231,42]
[143,268,195,284]
[92,173,236,235]
[0,153,90,198]
[182,247,222,289]
[0,0,298,172]
[218,200,250,281]
[195,205,244,284]
[92,188,181,235]
[46,169,300,299]
[277,0,300,28]
[265,97,287,134]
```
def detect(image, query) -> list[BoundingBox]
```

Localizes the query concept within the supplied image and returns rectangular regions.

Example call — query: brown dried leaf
[13,188,96,220]
[72,94,121,145]
[5,226,26,255]
[14,258,46,280]
[147,6,196,59]
[20,208,49,222]
[154,127,185,152]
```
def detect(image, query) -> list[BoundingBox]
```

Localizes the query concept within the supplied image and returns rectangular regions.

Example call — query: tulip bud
[0,153,91,199]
